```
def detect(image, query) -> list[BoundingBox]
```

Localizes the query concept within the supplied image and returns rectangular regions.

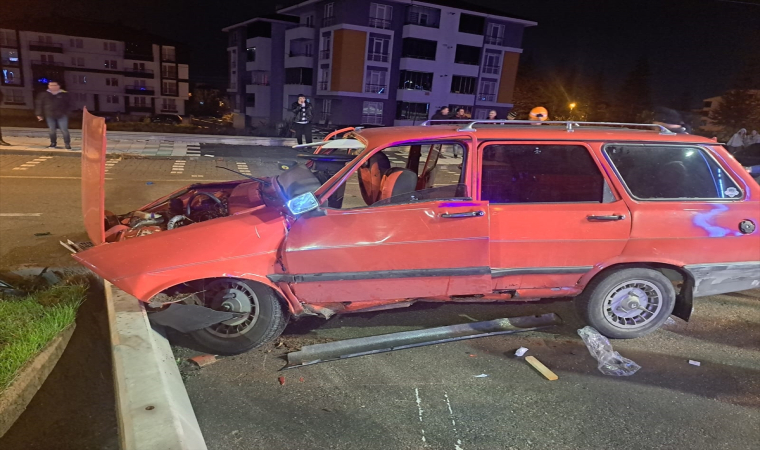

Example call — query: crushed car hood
[81,108,107,245]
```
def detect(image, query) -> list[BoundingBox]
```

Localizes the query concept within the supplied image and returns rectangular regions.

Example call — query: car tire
[188,279,290,355]
[576,268,675,339]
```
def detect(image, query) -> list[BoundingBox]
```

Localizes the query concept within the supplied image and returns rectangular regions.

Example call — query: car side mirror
[286,192,319,216]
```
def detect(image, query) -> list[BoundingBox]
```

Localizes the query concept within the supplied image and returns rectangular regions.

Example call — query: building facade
[0,20,190,117]
[223,0,536,127]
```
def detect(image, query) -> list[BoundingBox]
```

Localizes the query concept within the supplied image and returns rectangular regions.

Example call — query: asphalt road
[1,148,759,449]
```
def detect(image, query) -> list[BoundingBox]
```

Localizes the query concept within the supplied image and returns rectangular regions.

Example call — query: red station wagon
[74,111,760,354]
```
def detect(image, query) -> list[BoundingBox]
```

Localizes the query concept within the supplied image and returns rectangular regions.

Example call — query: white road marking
[414,388,427,444]
[171,160,186,175]
[10,156,54,171]
[445,393,464,450]
[236,162,252,175]
[0,213,42,217]
[191,175,204,178]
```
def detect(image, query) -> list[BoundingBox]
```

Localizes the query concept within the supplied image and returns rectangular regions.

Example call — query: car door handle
[587,214,626,221]
[440,211,485,218]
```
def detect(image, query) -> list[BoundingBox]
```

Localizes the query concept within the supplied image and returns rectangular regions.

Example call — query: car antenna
[215,166,270,184]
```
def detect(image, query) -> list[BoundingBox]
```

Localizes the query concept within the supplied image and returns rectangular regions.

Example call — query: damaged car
[73,110,760,354]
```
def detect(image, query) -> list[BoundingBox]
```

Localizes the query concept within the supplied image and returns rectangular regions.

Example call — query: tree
[709,89,760,132]
[614,56,652,122]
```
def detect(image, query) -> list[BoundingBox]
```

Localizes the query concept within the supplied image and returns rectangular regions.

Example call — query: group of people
[429,106,548,122]
[727,128,760,154]
[0,80,72,149]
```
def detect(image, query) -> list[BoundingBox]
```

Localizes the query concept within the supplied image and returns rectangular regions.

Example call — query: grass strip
[0,283,86,391]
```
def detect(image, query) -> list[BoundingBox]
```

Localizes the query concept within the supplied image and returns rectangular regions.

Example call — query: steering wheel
[186,192,223,217]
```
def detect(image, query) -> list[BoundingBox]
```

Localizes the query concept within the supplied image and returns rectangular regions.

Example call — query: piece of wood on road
[525,356,558,381]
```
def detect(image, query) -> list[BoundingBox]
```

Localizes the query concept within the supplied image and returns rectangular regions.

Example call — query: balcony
[163,89,178,96]
[31,60,64,67]
[367,52,389,63]
[478,93,495,102]
[29,41,63,53]
[1,38,19,48]
[364,83,387,94]
[484,36,504,46]
[322,16,335,27]
[285,24,316,41]
[1,57,20,66]
[319,49,330,60]
[289,50,314,57]
[125,85,155,95]
[124,68,155,78]
[404,14,440,28]
[482,65,500,75]
[368,18,391,29]
[124,52,154,62]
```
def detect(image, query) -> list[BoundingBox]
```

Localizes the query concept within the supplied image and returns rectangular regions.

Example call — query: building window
[367,35,390,62]
[396,101,429,121]
[365,69,387,93]
[1,68,21,85]
[304,14,315,28]
[163,80,178,96]
[320,34,331,59]
[478,80,496,101]
[38,35,52,44]
[2,89,25,104]
[104,59,117,69]
[228,29,239,46]
[605,145,742,200]
[162,63,177,78]
[162,98,177,112]
[318,67,329,90]
[485,23,505,46]
[41,54,55,64]
[481,145,605,204]
[247,46,256,62]
[133,96,148,107]
[405,5,441,28]
[73,75,87,84]
[321,98,332,122]
[106,77,119,87]
[454,45,481,65]
[398,70,433,91]
[70,38,83,48]
[323,3,335,27]
[289,40,313,57]
[246,93,255,107]
[285,68,313,85]
[458,13,485,35]
[483,52,500,74]
[162,46,176,62]
[105,95,119,104]
[1,49,19,66]
[251,71,270,86]
[70,56,85,67]
[369,3,393,29]
[362,101,384,125]
[401,38,436,60]
[450,75,477,95]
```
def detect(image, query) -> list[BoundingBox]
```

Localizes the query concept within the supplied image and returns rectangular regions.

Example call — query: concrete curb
[0,324,76,437]
[105,281,207,450]
[3,127,297,147]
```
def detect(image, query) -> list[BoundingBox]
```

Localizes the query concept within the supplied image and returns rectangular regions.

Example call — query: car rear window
[481,144,605,203]
[604,145,742,200]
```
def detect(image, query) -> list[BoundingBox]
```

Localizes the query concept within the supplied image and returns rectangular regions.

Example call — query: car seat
[358,152,391,205]
[379,168,418,201]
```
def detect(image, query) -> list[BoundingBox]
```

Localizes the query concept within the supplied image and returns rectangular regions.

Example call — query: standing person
[454,107,467,120]
[290,94,313,145]
[487,110,498,120]
[430,106,450,120]
[35,80,72,149]
[749,130,760,145]
[727,128,747,154]
[0,90,10,146]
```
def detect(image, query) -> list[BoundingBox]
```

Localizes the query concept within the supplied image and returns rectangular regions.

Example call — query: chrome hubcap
[603,280,663,329]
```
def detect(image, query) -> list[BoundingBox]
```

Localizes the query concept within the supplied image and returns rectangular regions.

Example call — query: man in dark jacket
[430,106,450,121]
[35,80,72,149]
[0,90,10,146]
[290,94,313,145]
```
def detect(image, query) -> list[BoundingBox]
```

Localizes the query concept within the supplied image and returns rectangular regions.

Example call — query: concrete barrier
[106,281,207,450]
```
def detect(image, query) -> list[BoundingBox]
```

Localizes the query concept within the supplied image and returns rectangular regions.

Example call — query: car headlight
[286,192,319,216]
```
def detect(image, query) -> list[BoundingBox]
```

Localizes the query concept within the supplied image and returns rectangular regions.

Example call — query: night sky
[2,0,758,106]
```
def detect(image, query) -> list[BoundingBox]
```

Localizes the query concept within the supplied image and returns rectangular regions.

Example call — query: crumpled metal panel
[81,108,107,245]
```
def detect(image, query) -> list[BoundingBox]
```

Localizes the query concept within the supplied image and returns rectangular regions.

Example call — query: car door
[477,141,631,291]
[278,142,492,305]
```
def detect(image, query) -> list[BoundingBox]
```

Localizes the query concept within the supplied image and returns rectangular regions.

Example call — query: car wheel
[188,279,289,355]
[576,268,675,339]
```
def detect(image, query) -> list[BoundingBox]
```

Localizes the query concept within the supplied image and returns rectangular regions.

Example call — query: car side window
[604,145,742,200]
[481,144,606,203]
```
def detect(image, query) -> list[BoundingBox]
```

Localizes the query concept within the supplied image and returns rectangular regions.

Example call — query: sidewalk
[1,127,296,157]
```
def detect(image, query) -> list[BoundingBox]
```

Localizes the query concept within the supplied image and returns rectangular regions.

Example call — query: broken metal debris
[284,313,561,369]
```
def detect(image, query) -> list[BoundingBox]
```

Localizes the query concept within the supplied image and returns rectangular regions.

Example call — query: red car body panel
[73,115,760,315]
[81,108,107,245]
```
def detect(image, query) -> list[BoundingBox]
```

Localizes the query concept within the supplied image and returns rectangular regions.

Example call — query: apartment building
[0,18,190,117]
[223,0,536,127]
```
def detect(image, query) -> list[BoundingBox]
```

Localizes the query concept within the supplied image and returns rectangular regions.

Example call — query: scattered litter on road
[146,181,154,185]
[474,374,488,378]
[299,377,305,382]
[689,360,701,366]
[459,314,478,322]
[577,326,640,376]
[665,317,676,325]
[34,232,51,236]
[515,347,529,357]
[278,376,286,385]
[188,354,218,368]
[469,354,476,357]
[525,356,558,381]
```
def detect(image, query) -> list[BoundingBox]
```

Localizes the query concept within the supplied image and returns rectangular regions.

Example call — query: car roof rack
[420,119,676,135]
